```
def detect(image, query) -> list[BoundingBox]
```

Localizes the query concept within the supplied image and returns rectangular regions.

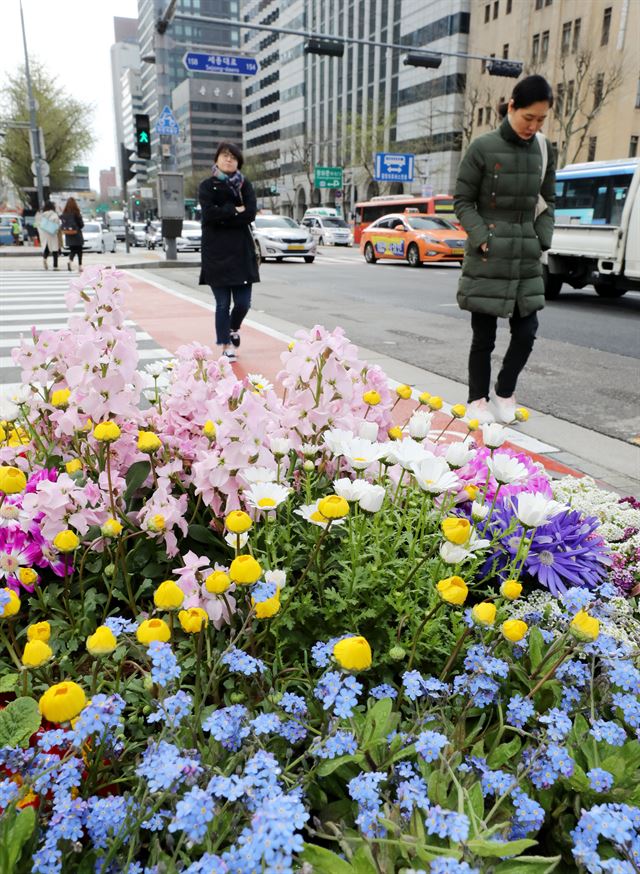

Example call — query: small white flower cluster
[552,476,640,544]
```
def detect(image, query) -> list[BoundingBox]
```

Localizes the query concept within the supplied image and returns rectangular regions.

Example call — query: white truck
[544,157,640,299]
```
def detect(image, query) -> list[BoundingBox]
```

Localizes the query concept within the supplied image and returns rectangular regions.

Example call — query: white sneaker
[492,393,517,424]
[466,398,495,424]
[43,259,48,270]
[223,348,237,362]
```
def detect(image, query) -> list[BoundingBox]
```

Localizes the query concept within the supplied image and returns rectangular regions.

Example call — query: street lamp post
[19,0,44,210]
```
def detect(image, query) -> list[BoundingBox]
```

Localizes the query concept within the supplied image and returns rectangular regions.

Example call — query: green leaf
[351,846,379,874]
[124,460,151,504]
[2,805,36,870]
[568,762,590,792]
[494,855,562,873]
[188,524,219,545]
[300,844,355,873]
[487,736,521,769]
[467,837,538,858]
[464,781,485,828]
[361,696,398,750]
[0,673,19,693]
[316,753,363,777]
[528,627,544,669]
[0,697,41,748]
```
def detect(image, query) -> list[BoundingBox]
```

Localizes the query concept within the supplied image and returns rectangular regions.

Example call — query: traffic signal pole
[19,0,44,211]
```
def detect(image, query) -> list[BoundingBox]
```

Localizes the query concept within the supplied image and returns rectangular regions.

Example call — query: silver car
[252,215,317,263]
[176,220,202,252]
[302,215,353,247]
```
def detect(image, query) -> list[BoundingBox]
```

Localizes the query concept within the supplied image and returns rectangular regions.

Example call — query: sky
[2,0,139,190]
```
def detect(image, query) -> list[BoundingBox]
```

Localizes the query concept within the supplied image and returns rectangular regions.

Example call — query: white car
[252,215,316,263]
[80,222,117,253]
[129,222,147,247]
[176,220,202,252]
[302,215,353,247]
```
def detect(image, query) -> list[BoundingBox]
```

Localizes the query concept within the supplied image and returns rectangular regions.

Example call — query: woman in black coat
[198,142,260,362]
[60,197,84,272]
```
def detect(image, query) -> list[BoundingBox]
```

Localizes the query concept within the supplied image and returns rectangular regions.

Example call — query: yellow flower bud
[226,510,252,534]
[53,530,79,553]
[318,495,349,519]
[501,619,528,642]
[204,571,231,595]
[39,681,86,724]
[136,618,171,645]
[148,514,166,532]
[178,607,208,633]
[65,458,82,475]
[441,516,471,546]
[570,610,600,642]
[203,420,216,438]
[153,580,185,610]
[22,639,53,668]
[451,403,466,418]
[137,431,162,453]
[93,421,121,442]
[396,384,412,400]
[418,391,431,404]
[19,568,39,587]
[101,518,123,538]
[0,425,6,443]
[467,418,480,431]
[86,625,118,656]
[51,388,71,409]
[388,426,403,440]
[500,579,523,600]
[27,621,50,642]
[427,396,443,411]
[252,593,281,619]
[0,466,27,495]
[288,341,295,351]
[515,407,530,422]
[0,588,20,618]
[229,554,262,585]
[436,575,469,606]
[333,636,372,671]
[362,390,381,406]
[471,602,496,626]
[464,484,479,501]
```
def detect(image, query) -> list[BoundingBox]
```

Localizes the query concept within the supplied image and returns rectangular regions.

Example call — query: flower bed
[0,268,639,874]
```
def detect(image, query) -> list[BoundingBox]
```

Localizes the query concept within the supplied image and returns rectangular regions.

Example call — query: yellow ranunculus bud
[51,388,71,409]
[333,636,372,671]
[65,458,82,475]
[39,681,87,724]
[500,579,523,600]
[27,621,50,642]
[178,607,208,633]
[0,466,27,495]
[53,530,79,553]
[22,639,53,668]
[570,610,600,642]
[101,518,123,538]
[205,571,231,595]
[148,514,166,532]
[436,575,469,606]
[288,341,295,351]
[229,554,262,585]
[451,403,466,418]
[93,421,121,442]
[388,426,403,440]
[137,431,162,453]
[203,420,216,438]
[418,391,431,405]
[467,418,480,431]
[362,390,381,406]
[464,485,479,501]
[8,428,29,447]
[441,516,471,545]
[153,580,184,610]
[136,618,171,645]
[86,625,117,656]
[0,425,6,443]
[80,418,93,433]
[471,602,497,626]
[252,594,281,619]
[318,495,349,519]
[19,568,39,587]
[226,510,252,533]
[427,396,443,411]
[1,588,20,618]
[501,619,528,642]
[515,407,530,422]
[396,384,412,400]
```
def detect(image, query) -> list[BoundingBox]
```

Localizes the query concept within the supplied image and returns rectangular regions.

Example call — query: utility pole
[19,0,44,210]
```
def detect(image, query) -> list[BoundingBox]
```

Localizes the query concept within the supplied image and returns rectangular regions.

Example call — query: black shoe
[229,331,241,348]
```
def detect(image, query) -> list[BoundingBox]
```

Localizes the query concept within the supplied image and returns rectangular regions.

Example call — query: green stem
[440,627,471,681]
[406,601,444,671]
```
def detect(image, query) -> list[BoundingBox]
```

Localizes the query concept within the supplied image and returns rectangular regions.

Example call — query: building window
[588,137,597,161]
[561,22,572,55]
[601,7,612,45]
[593,73,604,110]
[502,43,509,58]
[484,4,490,22]
[506,0,512,12]
[541,30,549,61]
[572,18,581,51]
[535,0,543,8]
[486,105,492,123]
[566,80,575,116]
[630,136,639,157]
[493,1,499,19]
[478,107,484,126]
[532,33,540,62]
[556,83,564,116]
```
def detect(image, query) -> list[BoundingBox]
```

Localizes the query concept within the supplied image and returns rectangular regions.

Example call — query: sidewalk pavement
[121,269,640,497]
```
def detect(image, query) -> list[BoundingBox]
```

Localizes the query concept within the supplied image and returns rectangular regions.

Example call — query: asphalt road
[147,246,640,443]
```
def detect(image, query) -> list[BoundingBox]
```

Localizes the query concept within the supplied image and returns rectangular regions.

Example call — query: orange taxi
[360,212,467,266]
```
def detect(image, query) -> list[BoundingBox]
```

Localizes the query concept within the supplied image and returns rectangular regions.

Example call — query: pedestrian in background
[198,141,260,362]
[60,197,84,272]
[10,217,21,245]
[37,200,61,270]
[454,75,556,424]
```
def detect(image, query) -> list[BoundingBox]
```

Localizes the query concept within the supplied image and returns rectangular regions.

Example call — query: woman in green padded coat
[454,75,555,425]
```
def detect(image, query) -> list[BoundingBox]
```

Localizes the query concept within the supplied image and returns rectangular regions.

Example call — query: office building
[110,17,141,185]
[99,167,117,201]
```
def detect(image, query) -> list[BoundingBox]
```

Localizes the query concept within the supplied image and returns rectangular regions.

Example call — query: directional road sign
[374,152,415,183]
[314,166,343,189]
[182,52,260,76]
[155,105,180,136]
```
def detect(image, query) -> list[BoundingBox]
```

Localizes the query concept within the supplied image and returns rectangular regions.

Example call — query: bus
[353,194,456,243]
[554,158,638,226]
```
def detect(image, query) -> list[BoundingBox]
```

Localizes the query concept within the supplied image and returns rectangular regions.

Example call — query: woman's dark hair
[214,141,244,170]
[62,197,81,217]
[43,200,56,211]
[510,75,554,110]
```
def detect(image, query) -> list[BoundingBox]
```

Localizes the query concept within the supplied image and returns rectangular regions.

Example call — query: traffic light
[304,38,344,58]
[135,114,151,159]
[403,52,442,69]
[120,143,136,183]
[486,59,523,78]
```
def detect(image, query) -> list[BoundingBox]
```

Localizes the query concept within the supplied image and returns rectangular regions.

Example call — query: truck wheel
[364,243,377,263]
[543,265,563,300]
[594,282,626,299]
[407,243,422,267]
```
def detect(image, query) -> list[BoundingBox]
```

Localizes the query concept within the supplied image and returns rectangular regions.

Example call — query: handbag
[534,132,549,265]
[39,215,60,235]
[61,216,78,235]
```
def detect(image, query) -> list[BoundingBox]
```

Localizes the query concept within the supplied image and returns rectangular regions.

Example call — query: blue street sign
[182,52,260,76]
[155,105,180,136]
[374,152,415,183]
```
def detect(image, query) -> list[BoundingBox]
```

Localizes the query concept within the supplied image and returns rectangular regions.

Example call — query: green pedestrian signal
[139,132,149,143]
[134,114,151,159]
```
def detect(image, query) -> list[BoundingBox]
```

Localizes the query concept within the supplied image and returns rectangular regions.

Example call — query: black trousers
[43,244,59,267]
[468,305,538,402]
[68,245,83,265]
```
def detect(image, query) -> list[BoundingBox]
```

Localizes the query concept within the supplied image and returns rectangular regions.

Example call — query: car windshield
[84,223,101,233]
[322,218,349,228]
[255,216,299,229]
[406,217,458,230]
[132,223,146,230]
[183,222,200,230]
